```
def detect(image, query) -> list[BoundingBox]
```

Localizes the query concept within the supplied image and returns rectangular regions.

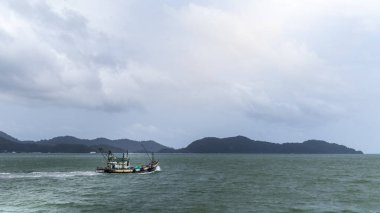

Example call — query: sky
[0,0,379,152]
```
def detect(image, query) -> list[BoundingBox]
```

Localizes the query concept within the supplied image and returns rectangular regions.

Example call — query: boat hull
[96,161,159,174]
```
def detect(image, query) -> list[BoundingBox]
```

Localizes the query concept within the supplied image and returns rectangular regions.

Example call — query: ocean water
[0,153,380,212]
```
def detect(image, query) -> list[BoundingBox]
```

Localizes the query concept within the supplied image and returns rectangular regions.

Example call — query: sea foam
[0,171,98,179]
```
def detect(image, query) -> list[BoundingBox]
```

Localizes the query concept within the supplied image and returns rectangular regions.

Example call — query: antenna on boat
[141,143,153,161]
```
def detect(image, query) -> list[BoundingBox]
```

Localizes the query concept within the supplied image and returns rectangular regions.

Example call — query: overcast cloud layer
[0,0,379,152]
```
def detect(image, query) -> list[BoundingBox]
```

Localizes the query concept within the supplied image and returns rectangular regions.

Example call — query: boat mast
[122,152,125,169]
[127,150,130,166]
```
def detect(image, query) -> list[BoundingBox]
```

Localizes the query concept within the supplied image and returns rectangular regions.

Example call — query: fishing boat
[96,150,160,174]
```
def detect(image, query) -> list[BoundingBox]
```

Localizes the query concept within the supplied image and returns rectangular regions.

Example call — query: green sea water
[0,153,380,212]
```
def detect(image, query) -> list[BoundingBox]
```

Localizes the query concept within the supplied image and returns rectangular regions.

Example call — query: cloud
[0,1,145,111]
[164,3,352,124]
[0,0,358,120]
[0,0,379,150]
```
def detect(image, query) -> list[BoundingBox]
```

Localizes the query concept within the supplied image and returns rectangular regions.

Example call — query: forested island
[161,136,362,154]
[0,131,362,154]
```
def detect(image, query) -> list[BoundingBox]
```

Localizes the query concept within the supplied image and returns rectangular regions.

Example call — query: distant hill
[166,136,363,154]
[0,131,19,142]
[0,131,363,154]
[0,132,169,153]
[0,137,94,153]
[36,136,168,152]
